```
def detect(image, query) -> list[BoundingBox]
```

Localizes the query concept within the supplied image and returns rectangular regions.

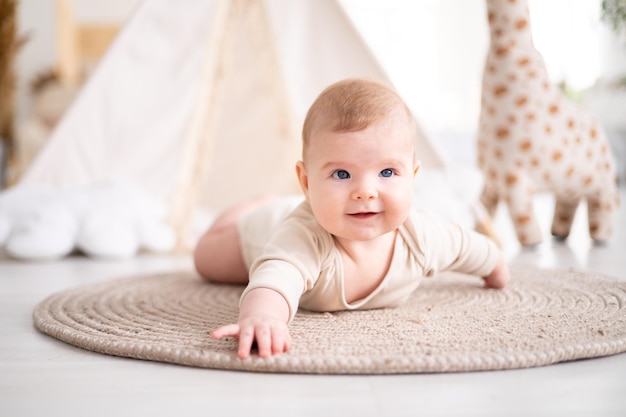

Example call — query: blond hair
[301,78,416,158]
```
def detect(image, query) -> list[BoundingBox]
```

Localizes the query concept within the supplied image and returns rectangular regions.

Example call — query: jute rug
[33,264,626,374]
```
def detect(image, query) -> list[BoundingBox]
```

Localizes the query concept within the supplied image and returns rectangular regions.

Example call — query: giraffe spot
[549,104,559,114]
[518,57,530,67]
[543,81,550,90]
[495,127,510,140]
[488,106,496,116]
[590,128,598,140]
[488,64,496,73]
[516,19,528,30]
[493,85,509,96]
[545,125,552,134]
[543,172,551,182]
[601,144,607,154]
[525,112,535,121]
[557,214,572,224]
[496,46,510,57]
[605,162,611,170]
[489,169,498,180]
[488,12,495,23]
[583,177,593,187]
[528,70,537,78]
[508,73,518,82]
[495,148,503,159]
[590,224,599,234]
[516,214,531,224]
[507,115,517,124]
[566,166,575,177]
[515,160,523,168]
[567,119,575,129]
[506,174,518,185]
[589,201,601,210]
[575,136,582,144]
[586,150,593,159]
[516,96,528,107]
[531,158,540,167]
[519,140,532,152]
[552,151,562,161]
[494,28,503,37]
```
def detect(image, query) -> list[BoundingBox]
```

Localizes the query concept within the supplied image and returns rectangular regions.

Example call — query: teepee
[19,0,445,249]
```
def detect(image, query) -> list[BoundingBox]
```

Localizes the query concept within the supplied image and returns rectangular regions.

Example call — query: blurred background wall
[10,0,626,174]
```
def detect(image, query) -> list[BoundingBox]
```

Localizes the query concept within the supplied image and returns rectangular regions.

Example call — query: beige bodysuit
[237,197,499,321]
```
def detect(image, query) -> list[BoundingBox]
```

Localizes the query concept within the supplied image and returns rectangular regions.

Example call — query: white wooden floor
[2,189,626,417]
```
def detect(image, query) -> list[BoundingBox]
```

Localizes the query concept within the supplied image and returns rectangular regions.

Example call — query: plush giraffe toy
[477,0,620,246]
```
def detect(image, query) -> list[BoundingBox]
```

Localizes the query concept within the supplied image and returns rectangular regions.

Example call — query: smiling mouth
[348,212,378,219]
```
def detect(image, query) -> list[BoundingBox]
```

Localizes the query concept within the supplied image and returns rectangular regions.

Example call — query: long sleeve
[240,203,334,322]
[406,210,500,278]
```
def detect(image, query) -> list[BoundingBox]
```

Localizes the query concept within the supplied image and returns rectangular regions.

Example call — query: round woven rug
[33,264,626,374]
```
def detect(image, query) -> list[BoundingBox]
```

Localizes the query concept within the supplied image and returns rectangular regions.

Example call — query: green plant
[601,0,626,34]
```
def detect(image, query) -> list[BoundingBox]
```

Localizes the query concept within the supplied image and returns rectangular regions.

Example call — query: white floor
[2,189,626,417]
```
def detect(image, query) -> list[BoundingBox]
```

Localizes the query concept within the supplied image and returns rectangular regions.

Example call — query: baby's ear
[295,161,310,198]
[413,160,421,176]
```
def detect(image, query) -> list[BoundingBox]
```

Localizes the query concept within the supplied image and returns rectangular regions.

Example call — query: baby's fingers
[237,324,257,359]
[255,326,273,358]
[271,328,291,355]
[238,324,280,359]
[210,324,240,340]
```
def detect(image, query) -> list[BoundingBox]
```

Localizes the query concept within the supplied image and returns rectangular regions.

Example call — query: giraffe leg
[587,191,616,243]
[551,197,579,240]
[479,182,499,219]
[504,176,542,246]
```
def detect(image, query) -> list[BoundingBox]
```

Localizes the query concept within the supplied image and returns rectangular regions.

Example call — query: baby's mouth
[348,212,378,219]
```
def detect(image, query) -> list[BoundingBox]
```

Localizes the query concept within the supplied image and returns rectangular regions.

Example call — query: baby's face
[297,110,418,243]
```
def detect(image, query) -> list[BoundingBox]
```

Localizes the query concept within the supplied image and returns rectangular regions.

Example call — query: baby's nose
[351,181,378,200]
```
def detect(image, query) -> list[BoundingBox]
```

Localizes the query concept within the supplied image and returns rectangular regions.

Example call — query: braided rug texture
[33,264,626,374]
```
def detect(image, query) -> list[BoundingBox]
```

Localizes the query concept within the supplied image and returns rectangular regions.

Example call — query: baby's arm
[211,287,291,359]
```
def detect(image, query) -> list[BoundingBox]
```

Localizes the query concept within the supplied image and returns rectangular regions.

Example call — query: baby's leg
[194,195,276,284]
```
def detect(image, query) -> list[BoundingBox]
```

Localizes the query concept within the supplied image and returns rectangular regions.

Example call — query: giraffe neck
[486,0,534,49]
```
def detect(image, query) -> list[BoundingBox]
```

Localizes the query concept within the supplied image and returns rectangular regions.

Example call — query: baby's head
[302,78,418,162]
[297,78,420,242]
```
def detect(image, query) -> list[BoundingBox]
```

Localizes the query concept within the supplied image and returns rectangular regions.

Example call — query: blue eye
[380,168,394,178]
[332,170,350,179]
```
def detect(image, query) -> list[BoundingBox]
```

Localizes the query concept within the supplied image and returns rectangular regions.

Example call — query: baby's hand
[482,253,510,289]
[211,316,291,359]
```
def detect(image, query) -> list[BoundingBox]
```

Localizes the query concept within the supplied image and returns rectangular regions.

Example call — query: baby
[194,78,510,359]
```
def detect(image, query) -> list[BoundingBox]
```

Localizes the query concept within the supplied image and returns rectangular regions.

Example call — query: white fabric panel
[21,0,444,214]
[266,0,390,120]
[22,0,217,204]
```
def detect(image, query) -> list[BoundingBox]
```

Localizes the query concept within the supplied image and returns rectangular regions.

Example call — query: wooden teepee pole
[168,0,239,252]
[244,0,299,156]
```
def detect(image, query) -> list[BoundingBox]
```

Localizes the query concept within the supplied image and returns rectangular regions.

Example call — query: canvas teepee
[19,0,445,249]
